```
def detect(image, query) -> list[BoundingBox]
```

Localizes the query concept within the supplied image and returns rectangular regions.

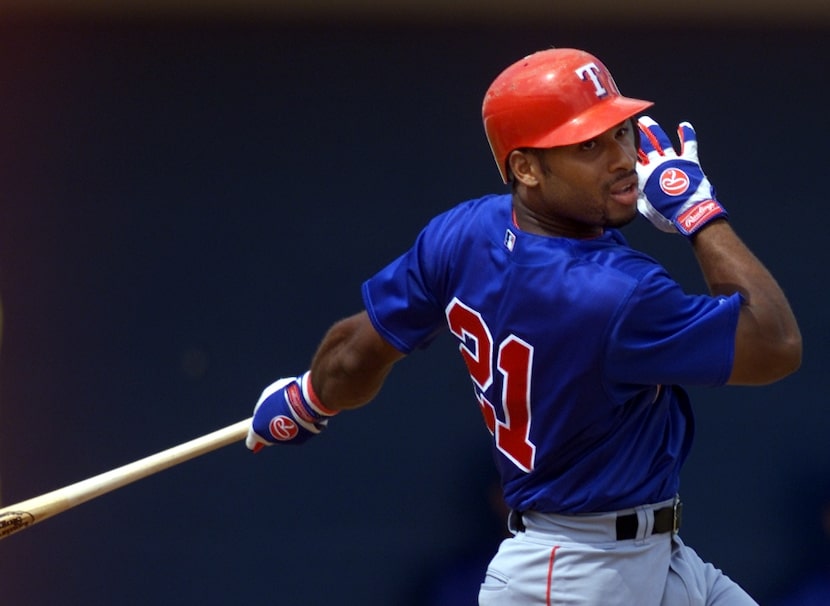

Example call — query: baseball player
[246,48,802,605]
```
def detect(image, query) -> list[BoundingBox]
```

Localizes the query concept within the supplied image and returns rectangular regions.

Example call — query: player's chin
[604,205,638,229]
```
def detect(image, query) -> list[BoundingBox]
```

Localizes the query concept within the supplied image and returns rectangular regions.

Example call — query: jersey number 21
[447,297,537,473]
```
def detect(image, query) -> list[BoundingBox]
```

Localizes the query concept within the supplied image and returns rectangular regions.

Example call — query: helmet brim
[530,95,654,150]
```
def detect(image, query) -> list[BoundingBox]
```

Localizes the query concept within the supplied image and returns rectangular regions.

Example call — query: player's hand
[245,372,337,452]
[635,116,727,237]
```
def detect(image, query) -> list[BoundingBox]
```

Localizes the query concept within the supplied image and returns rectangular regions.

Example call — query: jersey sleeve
[361,217,451,354]
[604,266,742,388]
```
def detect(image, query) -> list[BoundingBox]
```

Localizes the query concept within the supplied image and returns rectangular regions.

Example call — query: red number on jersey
[446,298,537,472]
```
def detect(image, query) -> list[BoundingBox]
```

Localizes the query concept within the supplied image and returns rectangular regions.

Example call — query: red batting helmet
[482,48,654,183]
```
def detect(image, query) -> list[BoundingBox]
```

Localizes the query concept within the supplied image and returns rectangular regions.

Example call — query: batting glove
[245,371,337,452]
[636,116,727,237]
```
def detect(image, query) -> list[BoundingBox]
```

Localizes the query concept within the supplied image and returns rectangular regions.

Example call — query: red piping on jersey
[546,545,560,606]
[511,208,605,239]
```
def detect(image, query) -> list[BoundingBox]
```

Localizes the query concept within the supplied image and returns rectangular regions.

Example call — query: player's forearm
[309,311,405,411]
[692,220,802,384]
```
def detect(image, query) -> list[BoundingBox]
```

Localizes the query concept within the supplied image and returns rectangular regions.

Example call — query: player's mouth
[609,174,640,206]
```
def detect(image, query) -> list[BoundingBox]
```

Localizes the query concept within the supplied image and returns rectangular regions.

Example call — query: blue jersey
[362,194,741,514]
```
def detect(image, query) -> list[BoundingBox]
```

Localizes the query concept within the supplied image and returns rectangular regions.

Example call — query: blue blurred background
[0,3,828,604]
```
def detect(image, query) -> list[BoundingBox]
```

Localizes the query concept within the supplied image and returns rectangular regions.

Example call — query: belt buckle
[672,495,683,534]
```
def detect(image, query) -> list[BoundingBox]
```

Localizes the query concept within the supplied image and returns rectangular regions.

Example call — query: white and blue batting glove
[245,371,337,452]
[636,116,727,237]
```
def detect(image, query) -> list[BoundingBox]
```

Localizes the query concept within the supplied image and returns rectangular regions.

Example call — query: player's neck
[511,205,604,240]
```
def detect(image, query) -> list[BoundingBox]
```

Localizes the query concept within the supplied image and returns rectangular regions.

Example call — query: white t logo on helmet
[575,62,608,98]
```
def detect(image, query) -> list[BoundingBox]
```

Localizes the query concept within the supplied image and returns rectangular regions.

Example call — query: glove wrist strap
[675,199,728,237]
[301,371,338,416]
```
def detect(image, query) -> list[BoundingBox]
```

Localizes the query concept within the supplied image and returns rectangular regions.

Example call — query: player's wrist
[685,215,731,243]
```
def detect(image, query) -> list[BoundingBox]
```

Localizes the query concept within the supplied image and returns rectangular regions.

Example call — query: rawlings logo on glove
[636,116,727,237]
[246,372,338,451]
[269,415,300,441]
[658,168,690,196]
[677,200,725,233]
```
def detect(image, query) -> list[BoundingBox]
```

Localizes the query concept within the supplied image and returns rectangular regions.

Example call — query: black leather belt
[512,497,683,540]
[615,498,683,540]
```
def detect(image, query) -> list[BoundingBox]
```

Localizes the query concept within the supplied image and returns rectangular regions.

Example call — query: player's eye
[580,140,598,151]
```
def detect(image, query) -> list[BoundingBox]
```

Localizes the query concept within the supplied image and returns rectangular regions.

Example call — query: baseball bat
[0,417,251,540]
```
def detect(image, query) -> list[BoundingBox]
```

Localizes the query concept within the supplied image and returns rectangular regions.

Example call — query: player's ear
[508,149,540,187]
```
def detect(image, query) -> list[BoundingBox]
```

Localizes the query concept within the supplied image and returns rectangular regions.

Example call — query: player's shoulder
[582,229,667,282]
[422,192,511,242]
[434,192,510,223]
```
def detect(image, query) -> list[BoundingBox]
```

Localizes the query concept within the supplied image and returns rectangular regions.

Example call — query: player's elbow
[776,331,803,378]
[728,330,802,386]
[759,336,802,384]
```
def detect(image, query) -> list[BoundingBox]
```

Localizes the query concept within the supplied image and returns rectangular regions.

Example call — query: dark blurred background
[0,2,828,604]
